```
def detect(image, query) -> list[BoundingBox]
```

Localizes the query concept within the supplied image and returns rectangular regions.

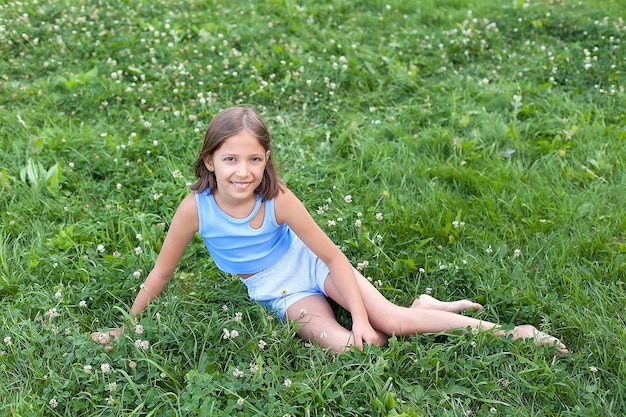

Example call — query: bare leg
[286,294,388,353]
[324,268,567,354]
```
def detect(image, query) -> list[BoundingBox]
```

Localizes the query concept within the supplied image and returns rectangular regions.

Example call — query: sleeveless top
[195,189,293,274]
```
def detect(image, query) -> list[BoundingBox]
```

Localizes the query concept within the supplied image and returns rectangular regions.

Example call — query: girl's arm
[93,192,199,343]
[274,188,378,348]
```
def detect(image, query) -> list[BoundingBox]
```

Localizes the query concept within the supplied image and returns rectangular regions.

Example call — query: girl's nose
[236,162,249,176]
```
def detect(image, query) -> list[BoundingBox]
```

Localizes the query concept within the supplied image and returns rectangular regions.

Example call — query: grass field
[1,0,625,415]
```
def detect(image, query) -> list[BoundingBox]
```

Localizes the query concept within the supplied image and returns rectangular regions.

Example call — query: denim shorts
[240,236,330,321]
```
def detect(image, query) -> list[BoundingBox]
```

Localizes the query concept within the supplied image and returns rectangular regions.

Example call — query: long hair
[189,106,282,200]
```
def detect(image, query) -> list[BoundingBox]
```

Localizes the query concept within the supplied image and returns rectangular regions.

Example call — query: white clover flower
[45,308,59,318]
[133,270,142,279]
[101,363,111,373]
[375,212,383,221]
[233,368,244,377]
[113,251,121,258]
[327,220,336,228]
[79,300,87,308]
[3,336,11,346]
[284,378,292,387]
[136,233,143,241]
[54,290,62,299]
[230,330,239,339]
[354,219,362,228]
[222,305,229,312]
[83,364,92,373]
[425,287,432,294]
[222,329,231,339]
[234,312,243,321]
[135,246,143,255]
[49,398,58,408]
[514,249,521,257]
[134,324,144,335]
[249,362,259,373]
[344,195,352,203]
[258,339,267,350]
[128,361,137,369]
[134,339,149,350]
[237,398,244,406]
[108,382,117,392]
[486,245,493,254]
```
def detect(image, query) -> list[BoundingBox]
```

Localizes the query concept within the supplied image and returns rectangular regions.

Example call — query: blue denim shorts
[240,236,330,321]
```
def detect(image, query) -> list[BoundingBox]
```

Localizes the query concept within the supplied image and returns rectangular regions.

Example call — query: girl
[93,106,567,354]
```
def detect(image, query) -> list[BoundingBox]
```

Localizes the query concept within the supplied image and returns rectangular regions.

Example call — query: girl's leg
[286,294,389,353]
[325,268,567,353]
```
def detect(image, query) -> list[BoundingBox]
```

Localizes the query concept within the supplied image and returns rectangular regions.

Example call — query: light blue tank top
[195,189,293,274]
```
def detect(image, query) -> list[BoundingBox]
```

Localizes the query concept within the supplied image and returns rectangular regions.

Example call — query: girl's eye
[224,157,235,162]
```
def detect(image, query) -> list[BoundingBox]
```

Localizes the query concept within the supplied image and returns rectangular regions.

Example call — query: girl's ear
[265,150,271,161]
[204,157,213,172]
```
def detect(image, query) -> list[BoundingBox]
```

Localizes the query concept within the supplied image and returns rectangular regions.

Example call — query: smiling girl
[93,106,566,354]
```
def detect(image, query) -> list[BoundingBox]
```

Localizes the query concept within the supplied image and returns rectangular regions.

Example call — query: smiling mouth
[231,182,252,190]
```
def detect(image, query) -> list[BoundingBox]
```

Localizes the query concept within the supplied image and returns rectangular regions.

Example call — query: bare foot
[512,324,568,354]
[410,294,484,313]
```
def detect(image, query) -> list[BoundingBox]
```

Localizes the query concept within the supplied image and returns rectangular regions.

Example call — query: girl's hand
[352,320,386,349]
[91,326,124,345]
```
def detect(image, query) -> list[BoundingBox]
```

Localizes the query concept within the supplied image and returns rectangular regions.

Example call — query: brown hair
[189,106,282,200]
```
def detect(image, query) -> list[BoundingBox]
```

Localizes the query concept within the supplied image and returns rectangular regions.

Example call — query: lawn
[1,0,625,415]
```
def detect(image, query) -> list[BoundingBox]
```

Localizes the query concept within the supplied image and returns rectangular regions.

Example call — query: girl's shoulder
[273,186,306,223]
[273,185,296,204]
[177,191,200,218]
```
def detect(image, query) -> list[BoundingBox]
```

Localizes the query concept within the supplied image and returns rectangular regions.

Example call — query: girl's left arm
[275,188,377,348]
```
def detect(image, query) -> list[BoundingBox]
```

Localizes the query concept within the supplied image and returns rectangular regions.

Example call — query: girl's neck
[212,191,258,219]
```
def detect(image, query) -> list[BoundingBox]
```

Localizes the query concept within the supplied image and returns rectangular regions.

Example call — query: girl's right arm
[92,192,199,344]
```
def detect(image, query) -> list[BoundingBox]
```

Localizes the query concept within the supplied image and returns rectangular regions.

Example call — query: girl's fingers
[91,331,109,345]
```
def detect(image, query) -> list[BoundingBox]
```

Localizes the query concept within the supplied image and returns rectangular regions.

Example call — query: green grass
[1,0,625,415]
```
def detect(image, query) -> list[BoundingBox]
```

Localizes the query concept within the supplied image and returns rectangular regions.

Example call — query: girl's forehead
[217,130,265,151]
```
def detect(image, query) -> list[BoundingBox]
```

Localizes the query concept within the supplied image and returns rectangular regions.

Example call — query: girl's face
[205,129,270,204]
